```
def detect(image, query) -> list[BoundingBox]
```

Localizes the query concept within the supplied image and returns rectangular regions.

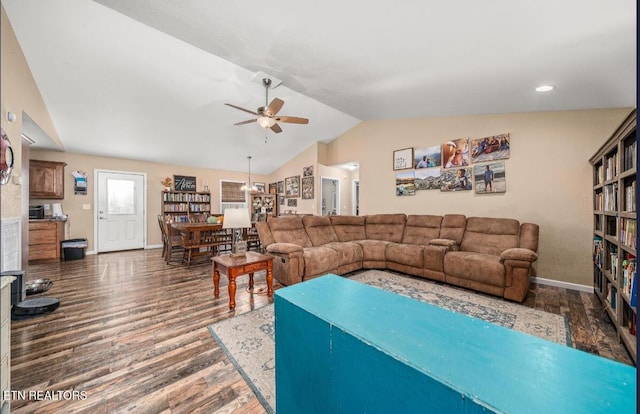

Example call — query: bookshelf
[590,109,637,363]
[162,190,211,223]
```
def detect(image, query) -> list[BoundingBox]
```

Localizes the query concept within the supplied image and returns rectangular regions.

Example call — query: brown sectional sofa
[255,213,539,302]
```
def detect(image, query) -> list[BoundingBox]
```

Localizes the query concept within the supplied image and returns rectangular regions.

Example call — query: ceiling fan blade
[225,103,259,116]
[234,119,257,126]
[265,98,284,117]
[270,123,283,133]
[276,116,309,125]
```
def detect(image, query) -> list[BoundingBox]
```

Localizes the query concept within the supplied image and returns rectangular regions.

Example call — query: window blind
[221,181,246,203]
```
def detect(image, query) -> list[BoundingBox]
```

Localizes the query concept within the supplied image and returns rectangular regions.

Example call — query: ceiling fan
[225,78,309,134]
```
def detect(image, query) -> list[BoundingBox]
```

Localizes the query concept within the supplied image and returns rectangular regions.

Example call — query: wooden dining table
[170,222,228,266]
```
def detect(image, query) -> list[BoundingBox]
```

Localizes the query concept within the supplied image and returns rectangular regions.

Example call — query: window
[220,180,246,212]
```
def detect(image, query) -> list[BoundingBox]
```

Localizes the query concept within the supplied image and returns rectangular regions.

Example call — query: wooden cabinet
[29,221,65,263]
[162,191,211,222]
[29,159,66,199]
[1,277,14,413]
[590,109,636,363]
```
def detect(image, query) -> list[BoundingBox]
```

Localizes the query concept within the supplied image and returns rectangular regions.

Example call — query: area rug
[208,270,571,414]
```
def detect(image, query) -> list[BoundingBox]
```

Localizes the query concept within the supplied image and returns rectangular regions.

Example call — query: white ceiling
[3,0,636,174]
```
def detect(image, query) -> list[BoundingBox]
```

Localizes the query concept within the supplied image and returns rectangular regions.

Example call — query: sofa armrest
[429,238,458,250]
[266,242,304,255]
[501,248,537,262]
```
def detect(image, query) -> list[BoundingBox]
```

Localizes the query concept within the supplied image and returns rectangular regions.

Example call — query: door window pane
[107,179,135,214]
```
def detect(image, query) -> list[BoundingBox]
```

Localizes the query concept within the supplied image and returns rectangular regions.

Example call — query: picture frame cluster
[394,133,510,196]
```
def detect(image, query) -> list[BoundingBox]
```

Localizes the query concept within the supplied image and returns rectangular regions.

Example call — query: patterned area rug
[208,270,571,414]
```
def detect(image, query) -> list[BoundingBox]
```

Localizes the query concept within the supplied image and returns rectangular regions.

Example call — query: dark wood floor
[10,249,633,413]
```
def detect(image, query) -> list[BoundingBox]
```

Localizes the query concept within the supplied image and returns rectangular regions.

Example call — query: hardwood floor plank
[9,249,631,413]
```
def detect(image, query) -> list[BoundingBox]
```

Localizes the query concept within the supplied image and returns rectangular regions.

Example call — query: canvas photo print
[442,138,469,169]
[470,133,510,163]
[301,176,314,199]
[440,168,472,191]
[414,145,441,169]
[415,168,441,190]
[474,161,506,194]
[395,171,416,196]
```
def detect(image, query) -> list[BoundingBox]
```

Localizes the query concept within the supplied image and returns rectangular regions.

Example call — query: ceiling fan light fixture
[257,116,277,128]
[535,85,555,92]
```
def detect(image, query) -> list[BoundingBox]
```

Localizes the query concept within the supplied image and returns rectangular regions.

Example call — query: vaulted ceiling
[3,0,636,174]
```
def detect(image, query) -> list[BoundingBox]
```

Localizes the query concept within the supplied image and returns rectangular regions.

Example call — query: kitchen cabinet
[29,220,65,263]
[29,159,66,199]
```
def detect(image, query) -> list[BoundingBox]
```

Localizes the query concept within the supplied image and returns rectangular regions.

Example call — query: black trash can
[62,238,87,260]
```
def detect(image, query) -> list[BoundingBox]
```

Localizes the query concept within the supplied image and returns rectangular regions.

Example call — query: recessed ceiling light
[535,85,555,92]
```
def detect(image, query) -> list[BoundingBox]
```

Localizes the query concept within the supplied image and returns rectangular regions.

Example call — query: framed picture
[395,171,416,196]
[173,175,196,192]
[301,176,314,199]
[277,180,284,194]
[474,161,506,194]
[442,138,470,169]
[470,133,511,163]
[268,182,277,194]
[285,175,300,197]
[303,165,314,177]
[287,198,297,207]
[415,168,441,190]
[440,167,472,191]
[414,145,442,169]
[254,182,265,193]
[279,195,285,205]
[393,148,414,170]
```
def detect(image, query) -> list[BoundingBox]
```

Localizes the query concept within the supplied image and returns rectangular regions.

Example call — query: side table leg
[228,271,237,310]
[213,269,220,298]
[266,261,274,297]
[248,273,254,290]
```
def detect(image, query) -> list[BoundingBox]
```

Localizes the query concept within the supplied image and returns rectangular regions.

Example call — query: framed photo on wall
[303,165,314,177]
[395,171,416,196]
[287,198,298,207]
[254,182,265,193]
[285,175,300,197]
[269,182,277,194]
[474,161,506,194]
[302,176,314,199]
[277,181,284,194]
[393,148,414,170]
[470,133,511,163]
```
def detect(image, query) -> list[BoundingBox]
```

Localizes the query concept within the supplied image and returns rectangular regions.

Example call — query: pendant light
[240,156,258,193]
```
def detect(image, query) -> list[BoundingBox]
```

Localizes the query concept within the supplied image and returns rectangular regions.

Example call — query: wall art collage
[394,133,510,196]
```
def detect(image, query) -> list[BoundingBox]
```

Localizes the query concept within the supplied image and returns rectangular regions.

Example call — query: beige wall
[29,149,268,252]
[0,6,62,219]
[267,143,318,215]
[323,108,633,286]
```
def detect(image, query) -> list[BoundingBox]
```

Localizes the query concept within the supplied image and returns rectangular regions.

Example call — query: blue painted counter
[274,274,636,414]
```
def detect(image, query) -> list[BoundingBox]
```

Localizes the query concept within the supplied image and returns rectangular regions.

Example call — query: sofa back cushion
[267,216,312,248]
[439,214,467,243]
[460,217,520,255]
[365,214,406,242]
[402,215,442,245]
[255,221,275,247]
[330,216,366,241]
[519,223,539,252]
[303,216,339,246]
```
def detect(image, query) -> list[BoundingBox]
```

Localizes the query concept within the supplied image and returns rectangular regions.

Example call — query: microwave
[29,205,44,219]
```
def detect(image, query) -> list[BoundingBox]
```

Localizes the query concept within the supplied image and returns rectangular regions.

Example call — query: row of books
[605,282,618,311]
[601,183,617,211]
[622,139,636,171]
[593,236,603,267]
[619,218,636,249]
[162,192,211,202]
[604,152,618,180]
[623,181,636,212]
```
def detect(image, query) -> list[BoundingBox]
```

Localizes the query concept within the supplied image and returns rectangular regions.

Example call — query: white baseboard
[531,276,594,293]
[86,250,95,256]
[146,244,163,250]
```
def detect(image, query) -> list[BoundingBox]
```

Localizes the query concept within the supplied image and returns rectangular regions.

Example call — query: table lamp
[222,208,251,257]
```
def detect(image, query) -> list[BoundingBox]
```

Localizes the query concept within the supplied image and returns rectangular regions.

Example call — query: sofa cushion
[330,216,366,241]
[356,239,390,262]
[365,214,406,242]
[303,216,339,246]
[402,215,442,245]
[445,251,505,286]
[386,243,424,268]
[439,214,466,243]
[268,217,312,248]
[324,242,364,266]
[460,217,519,256]
[302,246,339,277]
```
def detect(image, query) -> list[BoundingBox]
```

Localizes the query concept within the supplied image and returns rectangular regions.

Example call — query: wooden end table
[212,251,274,310]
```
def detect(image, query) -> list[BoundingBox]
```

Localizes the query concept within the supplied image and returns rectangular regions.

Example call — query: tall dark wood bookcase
[162,190,211,223]
[590,109,637,363]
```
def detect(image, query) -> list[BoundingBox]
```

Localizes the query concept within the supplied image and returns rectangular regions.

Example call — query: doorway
[95,170,146,252]
[352,180,359,216]
[321,177,340,216]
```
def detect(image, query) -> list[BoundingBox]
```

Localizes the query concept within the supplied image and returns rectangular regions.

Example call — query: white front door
[96,170,146,252]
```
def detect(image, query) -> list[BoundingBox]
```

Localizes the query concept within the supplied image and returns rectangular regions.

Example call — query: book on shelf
[631,271,637,308]
[619,218,636,248]
[621,254,636,298]
[624,181,636,212]
[623,140,636,171]
[593,236,603,267]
